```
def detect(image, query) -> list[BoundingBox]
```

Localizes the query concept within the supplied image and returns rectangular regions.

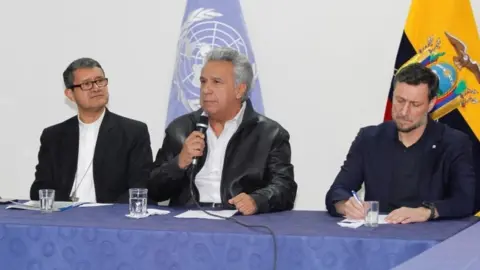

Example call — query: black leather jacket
[148,100,297,213]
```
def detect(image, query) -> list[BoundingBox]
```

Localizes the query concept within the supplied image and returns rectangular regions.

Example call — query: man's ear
[64,88,75,102]
[428,96,437,113]
[236,83,247,100]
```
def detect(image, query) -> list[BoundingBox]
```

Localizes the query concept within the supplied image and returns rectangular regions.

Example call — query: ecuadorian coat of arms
[398,32,479,120]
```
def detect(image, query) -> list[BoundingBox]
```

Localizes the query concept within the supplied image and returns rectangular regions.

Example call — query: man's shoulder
[42,116,77,138]
[436,121,471,146]
[109,111,147,130]
[255,114,290,137]
[357,121,396,140]
[165,112,196,133]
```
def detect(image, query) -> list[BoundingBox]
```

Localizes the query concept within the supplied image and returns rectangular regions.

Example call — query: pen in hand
[345,190,366,220]
[351,190,363,206]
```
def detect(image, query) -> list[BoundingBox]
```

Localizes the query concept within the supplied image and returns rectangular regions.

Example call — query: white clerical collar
[78,108,106,128]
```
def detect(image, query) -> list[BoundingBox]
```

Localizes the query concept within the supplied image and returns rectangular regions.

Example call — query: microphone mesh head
[198,115,208,126]
[196,115,209,131]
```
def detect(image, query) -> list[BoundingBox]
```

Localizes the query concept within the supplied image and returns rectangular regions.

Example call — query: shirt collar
[78,108,106,128]
[394,119,432,147]
[229,102,247,127]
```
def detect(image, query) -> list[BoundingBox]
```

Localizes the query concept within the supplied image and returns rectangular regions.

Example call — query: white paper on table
[125,209,171,219]
[378,215,388,224]
[79,203,114,207]
[338,214,389,228]
[5,200,82,211]
[174,210,238,220]
[337,220,365,229]
[0,198,16,204]
[147,209,170,216]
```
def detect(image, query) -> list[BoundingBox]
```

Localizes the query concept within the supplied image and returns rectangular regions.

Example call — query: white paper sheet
[79,203,114,207]
[174,210,238,220]
[125,209,171,219]
[338,214,389,228]
[5,200,82,211]
[337,220,365,229]
[0,198,16,204]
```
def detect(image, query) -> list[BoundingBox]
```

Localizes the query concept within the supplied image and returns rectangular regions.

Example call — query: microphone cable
[188,167,277,270]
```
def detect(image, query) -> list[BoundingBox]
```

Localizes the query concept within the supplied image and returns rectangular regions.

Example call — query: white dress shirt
[195,102,246,203]
[69,109,105,202]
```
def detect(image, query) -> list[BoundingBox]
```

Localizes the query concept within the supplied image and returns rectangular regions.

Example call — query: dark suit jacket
[30,109,153,203]
[325,119,476,218]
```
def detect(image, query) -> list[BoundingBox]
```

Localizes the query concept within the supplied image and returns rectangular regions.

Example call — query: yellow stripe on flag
[401,0,480,140]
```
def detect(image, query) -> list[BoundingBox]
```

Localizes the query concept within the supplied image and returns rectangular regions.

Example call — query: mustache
[396,116,412,121]
[90,93,106,98]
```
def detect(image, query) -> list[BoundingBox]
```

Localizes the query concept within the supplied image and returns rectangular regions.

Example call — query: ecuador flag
[383,0,480,213]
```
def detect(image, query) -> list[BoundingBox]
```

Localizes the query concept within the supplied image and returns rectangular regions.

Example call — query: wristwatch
[421,202,436,220]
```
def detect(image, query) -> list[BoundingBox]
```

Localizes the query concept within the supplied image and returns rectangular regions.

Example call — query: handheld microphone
[192,115,208,166]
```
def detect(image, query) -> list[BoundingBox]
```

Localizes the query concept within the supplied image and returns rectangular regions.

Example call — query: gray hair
[204,47,254,102]
[63,57,104,89]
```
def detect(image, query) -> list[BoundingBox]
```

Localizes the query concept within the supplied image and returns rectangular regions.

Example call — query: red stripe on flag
[385,32,417,122]
[383,100,392,121]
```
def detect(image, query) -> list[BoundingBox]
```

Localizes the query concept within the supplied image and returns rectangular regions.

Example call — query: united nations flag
[165,0,265,126]
[383,0,480,214]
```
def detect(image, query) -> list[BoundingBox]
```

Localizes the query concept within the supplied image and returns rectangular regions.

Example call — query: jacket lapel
[93,109,116,182]
[61,118,79,195]
[417,120,444,199]
[375,122,397,202]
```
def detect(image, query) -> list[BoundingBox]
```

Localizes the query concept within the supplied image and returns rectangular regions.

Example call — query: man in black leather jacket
[148,47,297,215]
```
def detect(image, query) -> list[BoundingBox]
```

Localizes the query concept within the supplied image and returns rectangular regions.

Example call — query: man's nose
[202,84,212,93]
[91,83,100,92]
[400,103,410,116]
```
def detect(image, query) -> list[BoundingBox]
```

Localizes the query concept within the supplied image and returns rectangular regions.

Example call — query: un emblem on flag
[172,8,257,113]
[399,32,479,120]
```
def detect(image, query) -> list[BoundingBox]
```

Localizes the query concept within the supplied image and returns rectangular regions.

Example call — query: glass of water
[129,188,148,218]
[364,201,379,227]
[39,189,55,213]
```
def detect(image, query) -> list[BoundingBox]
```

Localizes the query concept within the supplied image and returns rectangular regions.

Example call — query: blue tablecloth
[394,220,480,270]
[0,205,477,270]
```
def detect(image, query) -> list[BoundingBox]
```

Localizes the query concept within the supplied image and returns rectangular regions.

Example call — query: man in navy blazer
[326,63,476,223]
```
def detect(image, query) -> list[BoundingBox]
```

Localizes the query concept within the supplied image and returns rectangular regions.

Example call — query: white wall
[0,1,479,210]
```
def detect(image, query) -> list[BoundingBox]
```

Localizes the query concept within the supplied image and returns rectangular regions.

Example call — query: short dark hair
[394,63,439,101]
[63,57,104,89]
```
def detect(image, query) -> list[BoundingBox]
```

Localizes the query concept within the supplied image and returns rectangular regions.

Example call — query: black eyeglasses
[71,78,108,91]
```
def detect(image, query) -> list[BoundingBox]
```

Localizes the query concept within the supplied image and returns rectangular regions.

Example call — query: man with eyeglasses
[30,57,153,203]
